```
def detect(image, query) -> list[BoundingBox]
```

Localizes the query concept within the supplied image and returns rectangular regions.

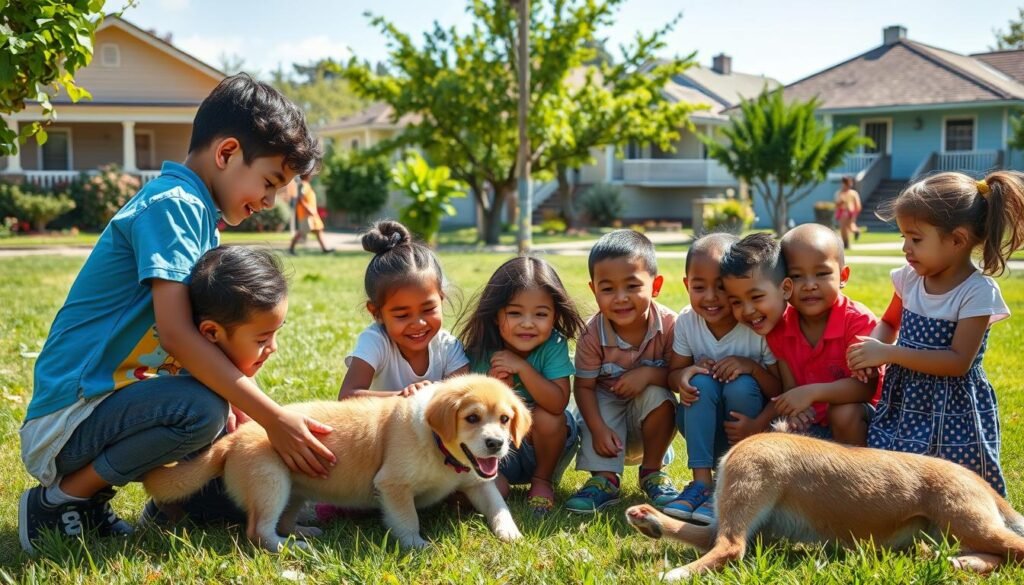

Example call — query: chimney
[883,25,906,45]
[712,53,732,75]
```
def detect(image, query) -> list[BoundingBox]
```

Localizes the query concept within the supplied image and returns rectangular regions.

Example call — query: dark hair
[189,246,288,328]
[361,220,446,310]
[587,229,658,278]
[841,175,854,187]
[685,232,739,274]
[879,171,1024,276]
[458,256,585,364]
[719,232,786,284]
[189,73,323,176]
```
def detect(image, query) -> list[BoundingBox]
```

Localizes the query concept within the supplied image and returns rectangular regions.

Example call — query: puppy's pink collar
[433,433,470,473]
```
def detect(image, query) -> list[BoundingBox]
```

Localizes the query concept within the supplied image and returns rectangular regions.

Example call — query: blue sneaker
[565,476,620,514]
[662,480,710,520]
[691,492,716,525]
[639,470,679,507]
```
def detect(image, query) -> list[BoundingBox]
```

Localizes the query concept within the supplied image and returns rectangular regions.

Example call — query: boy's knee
[723,374,760,397]
[184,386,229,442]
[690,374,719,393]
[530,408,566,436]
[827,403,868,445]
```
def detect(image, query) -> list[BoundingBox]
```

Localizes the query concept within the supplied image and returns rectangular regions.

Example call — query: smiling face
[496,287,556,356]
[589,257,663,332]
[685,250,735,333]
[722,269,790,336]
[784,239,850,321]
[209,138,295,226]
[370,278,444,362]
[201,298,288,377]
[426,375,532,480]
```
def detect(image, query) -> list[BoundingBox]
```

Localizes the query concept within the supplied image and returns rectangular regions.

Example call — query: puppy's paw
[625,504,663,540]
[493,522,522,542]
[293,525,323,539]
[400,535,430,550]
[660,567,692,582]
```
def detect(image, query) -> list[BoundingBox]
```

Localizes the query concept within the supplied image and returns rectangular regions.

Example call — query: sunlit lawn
[1,251,1023,583]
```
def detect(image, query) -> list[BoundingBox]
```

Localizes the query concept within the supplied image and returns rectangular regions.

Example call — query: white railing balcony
[21,170,83,190]
[935,150,1002,174]
[620,159,735,187]
[827,153,880,180]
[139,170,161,185]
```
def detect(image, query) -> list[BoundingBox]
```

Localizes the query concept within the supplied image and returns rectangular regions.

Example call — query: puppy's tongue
[476,457,499,476]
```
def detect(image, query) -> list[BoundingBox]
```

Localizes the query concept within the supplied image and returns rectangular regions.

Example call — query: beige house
[1,16,224,189]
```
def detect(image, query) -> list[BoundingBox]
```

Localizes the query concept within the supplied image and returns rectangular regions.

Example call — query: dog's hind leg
[227,453,298,552]
[277,495,322,540]
[625,504,715,550]
[374,475,428,549]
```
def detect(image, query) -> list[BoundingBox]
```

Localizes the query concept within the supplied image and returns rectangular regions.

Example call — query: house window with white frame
[40,129,71,170]
[100,43,120,67]
[945,118,974,152]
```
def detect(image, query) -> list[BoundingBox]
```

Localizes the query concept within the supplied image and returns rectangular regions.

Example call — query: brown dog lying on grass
[144,374,530,551]
[626,431,1024,581]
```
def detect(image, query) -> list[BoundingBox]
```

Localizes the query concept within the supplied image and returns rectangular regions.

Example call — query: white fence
[621,159,734,186]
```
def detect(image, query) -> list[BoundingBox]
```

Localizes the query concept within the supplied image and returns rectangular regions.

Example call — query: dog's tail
[996,496,1024,537]
[142,435,234,503]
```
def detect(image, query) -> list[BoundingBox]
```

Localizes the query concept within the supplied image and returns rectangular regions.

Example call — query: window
[40,129,71,170]
[863,121,889,154]
[135,130,157,170]
[350,138,360,151]
[945,118,974,152]
[100,44,120,67]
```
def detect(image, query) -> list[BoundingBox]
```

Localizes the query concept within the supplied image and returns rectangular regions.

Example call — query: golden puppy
[626,432,1024,581]
[143,374,531,550]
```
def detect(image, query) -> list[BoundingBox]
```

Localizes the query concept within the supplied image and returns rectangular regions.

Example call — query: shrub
[11,189,76,232]
[321,150,390,226]
[539,217,567,235]
[392,152,466,245]
[814,200,836,228]
[578,184,623,227]
[703,199,754,234]
[231,201,291,232]
[66,165,139,230]
[0,216,16,238]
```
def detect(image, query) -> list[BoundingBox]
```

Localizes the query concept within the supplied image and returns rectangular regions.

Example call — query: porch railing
[827,153,880,179]
[857,154,891,198]
[620,159,734,186]
[911,152,937,180]
[913,150,1003,180]
[9,169,164,189]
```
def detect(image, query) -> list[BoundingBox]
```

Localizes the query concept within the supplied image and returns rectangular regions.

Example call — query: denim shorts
[500,408,580,485]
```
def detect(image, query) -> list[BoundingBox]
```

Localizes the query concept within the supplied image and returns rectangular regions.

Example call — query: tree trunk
[557,166,577,229]
[774,193,788,236]
[479,185,511,245]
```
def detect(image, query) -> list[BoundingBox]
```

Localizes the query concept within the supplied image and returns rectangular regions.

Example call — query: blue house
[779,25,1024,229]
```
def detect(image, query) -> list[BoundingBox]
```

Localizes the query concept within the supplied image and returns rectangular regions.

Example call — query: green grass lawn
[2,251,1024,583]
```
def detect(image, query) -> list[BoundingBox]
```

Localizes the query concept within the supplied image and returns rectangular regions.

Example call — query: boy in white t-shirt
[662,233,782,525]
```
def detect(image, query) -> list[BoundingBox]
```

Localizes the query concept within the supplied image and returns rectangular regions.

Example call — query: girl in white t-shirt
[338,220,469,398]
[848,171,1024,496]
[663,233,782,525]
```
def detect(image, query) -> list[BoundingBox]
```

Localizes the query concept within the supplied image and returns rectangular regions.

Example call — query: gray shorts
[575,385,676,474]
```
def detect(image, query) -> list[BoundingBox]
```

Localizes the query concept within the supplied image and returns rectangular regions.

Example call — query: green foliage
[273,59,371,127]
[704,89,871,235]
[994,7,1024,50]
[321,150,391,225]
[392,152,466,245]
[0,0,108,154]
[703,199,755,234]
[344,0,696,244]
[539,217,568,234]
[9,188,75,232]
[231,202,291,232]
[61,165,139,230]
[578,183,623,226]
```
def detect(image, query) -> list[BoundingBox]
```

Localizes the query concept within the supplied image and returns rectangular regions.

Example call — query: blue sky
[107,0,1021,84]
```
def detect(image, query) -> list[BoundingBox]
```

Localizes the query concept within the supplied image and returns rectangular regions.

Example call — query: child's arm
[723,401,778,445]
[490,351,568,415]
[153,280,335,478]
[709,356,782,398]
[337,358,402,399]
[611,366,667,399]
[849,315,989,378]
[667,351,701,405]
[772,377,876,416]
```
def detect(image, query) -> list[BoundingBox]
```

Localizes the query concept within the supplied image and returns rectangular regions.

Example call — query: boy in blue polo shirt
[18,74,334,555]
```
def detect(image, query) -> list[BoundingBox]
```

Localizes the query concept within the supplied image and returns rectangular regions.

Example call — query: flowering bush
[66,164,140,230]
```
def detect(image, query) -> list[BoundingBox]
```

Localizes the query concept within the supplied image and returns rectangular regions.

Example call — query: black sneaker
[19,485,88,555]
[138,478,245,528]
[87,488,134,537]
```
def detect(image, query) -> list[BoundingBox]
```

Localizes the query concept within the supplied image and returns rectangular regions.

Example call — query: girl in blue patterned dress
[847,171,1024,495]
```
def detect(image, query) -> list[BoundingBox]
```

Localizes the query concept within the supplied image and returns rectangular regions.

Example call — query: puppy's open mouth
[460,443,499,479]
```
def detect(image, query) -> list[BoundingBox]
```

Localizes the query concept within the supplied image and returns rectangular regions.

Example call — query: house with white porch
[783,25,1024,229]
[1,16,224,189]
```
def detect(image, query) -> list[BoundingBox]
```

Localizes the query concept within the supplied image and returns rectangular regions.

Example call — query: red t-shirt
[766,294,881,426]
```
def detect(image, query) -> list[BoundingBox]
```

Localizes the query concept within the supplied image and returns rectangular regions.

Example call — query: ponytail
[980,171,1024,276]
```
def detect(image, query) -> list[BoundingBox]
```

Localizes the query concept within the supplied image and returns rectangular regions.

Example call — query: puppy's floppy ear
[508,395,532,448]
[426,386,463,444]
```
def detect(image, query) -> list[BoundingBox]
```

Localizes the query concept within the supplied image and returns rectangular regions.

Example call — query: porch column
[5,118,22,172]
[121,121,137,172]
[605,145,614,182]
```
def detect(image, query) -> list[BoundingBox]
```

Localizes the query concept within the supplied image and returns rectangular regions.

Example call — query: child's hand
[771,386,814,417]
[265,409,336,479]
[399,381,434,397]
[710,356,755,382]
[592,424,624,458]
[678,365,710,406]
[611,368,648,399]
[847,336,890,370]
[786,407,816,432]
[488,366,515,388]
[491,350,527,376]
[723,411,762,445]
[226,404,252,433]
[851,367,877,384]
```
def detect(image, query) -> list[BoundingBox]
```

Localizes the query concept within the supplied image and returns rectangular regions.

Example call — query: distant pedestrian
[289,174,333,254]
[834,176,863,249]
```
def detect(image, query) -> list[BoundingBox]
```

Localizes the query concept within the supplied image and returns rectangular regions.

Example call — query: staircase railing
[911,152,937,180]
[856,154,890,199]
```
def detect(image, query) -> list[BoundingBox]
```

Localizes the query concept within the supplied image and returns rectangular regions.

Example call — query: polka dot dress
[868,308,1005,495]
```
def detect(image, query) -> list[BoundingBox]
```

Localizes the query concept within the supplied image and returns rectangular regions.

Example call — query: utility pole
[514,0,532,253]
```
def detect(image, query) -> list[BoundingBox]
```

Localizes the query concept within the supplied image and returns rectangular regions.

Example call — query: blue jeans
[54,375,229,486]
[676,374,763,470]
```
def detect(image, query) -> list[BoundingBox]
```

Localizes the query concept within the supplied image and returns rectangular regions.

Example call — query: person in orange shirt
[289,174,333,254]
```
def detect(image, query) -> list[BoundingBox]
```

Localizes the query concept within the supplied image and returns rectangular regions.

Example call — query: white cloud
[264,35,352,70]
[155,0,189,12]
[175,33,246,69]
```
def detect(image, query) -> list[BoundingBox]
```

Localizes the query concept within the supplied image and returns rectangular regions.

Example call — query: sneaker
[139,478,245,528]
[662,480,710,520]
[639,470,679,507]
[565,476,620,514]
[19,485,88,555]
[691,492,716,525]
[87,488,134,537]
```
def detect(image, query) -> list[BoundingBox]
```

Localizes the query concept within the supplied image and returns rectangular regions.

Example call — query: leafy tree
[704,89,871,235]
[321,150,391,226]
[993,8,1024,50]
[345,0,696,243]
[1,0,109,154]
[392,152,466,246]
[273,59,370,127]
